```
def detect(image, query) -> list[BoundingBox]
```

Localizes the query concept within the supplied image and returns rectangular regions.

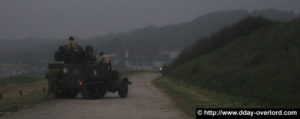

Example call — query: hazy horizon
[0,0,299,39]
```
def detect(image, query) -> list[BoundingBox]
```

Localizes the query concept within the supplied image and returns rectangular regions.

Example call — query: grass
[0,75,48,112]
[0,71,153,112]
[152,77,263,118]
[153,18,300,118]
[168,17,278,72]
[0,71,154,113]
[0,75,43,87]
[167,18,300,107]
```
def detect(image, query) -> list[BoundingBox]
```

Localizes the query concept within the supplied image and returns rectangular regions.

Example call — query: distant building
[159,49,181,59]
[0,63,33,77]
[124,55,169,70]
[123,48,174,70]
[101,49,180,71]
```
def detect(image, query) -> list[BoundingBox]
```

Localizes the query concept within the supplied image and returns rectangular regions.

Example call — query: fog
[0,0,299,39]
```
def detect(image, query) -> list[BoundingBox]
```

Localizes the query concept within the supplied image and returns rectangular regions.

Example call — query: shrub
[167,17,278,72]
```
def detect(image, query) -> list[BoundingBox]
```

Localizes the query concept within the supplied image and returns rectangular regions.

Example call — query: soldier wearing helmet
[97,51,110,70]
[64,36,80,50]
[97,52,110,64]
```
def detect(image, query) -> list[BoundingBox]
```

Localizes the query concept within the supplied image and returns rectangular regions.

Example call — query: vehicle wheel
[81,85,104,99]
[96,88,106,99]
[54,90,78,99]
[118,83,128,98]
[64,90,79,98]
[81,85,95,99]
[55,91,65,98]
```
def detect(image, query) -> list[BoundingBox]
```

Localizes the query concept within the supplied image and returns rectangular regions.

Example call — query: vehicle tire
[81,85,95,99]
[54,90,78,99]
[118,83,128,98]
[55,91,65,98]
[64,90,79,98]
[81,85,104,99]
[96,88,106,99]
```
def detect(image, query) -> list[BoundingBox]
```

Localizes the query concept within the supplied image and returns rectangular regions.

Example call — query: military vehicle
[46,45,130,99]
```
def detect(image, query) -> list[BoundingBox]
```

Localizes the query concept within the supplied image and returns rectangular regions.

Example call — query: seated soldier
[62,36,84,63]
[64,36,80,50]
[96,52,110,70]
[84,45,96,63]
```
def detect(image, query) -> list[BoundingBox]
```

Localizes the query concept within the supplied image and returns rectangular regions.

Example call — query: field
[163,18,300,107]
[152,77,264,118]
[0,71,151,112]
[0,75,48,112]
[153,18,300,118]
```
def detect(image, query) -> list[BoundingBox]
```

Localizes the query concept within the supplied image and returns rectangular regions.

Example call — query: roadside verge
[0,76,48,112]
[152,77,261,118]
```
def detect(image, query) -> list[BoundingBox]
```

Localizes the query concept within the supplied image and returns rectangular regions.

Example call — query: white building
[124,53,170,71]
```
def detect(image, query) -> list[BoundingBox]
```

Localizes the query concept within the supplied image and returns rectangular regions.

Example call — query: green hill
[0,9,296,65]
[87,9,295,56]
[166,17,300,107]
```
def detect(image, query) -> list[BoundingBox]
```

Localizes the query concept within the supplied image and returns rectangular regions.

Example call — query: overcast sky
[0,0,299,39]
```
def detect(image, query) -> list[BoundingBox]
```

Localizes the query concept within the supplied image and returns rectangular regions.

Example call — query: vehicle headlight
[63,67,68,73]
[94,70,97,76]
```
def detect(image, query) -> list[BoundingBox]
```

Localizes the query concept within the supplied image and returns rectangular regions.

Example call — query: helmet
[69,36,74,41]
[100,51,104,56]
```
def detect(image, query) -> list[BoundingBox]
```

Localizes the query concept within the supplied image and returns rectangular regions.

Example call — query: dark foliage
[167,17,278,72]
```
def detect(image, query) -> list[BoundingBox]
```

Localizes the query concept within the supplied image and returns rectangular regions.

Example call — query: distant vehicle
[46,44,131,99]
[159,67,163,72]
[159,64,169,74]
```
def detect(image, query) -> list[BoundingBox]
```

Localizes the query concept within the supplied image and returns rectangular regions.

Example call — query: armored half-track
[46,45,130,99]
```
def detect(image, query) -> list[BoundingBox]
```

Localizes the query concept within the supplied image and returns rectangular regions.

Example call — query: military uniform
[97,54,110,64]
[64,40,80,49]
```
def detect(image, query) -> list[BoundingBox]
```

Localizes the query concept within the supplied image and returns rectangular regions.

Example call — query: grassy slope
[153,77,265,117]
[168,17,278,71]
[0,75,48,112]
[165,18,300,108]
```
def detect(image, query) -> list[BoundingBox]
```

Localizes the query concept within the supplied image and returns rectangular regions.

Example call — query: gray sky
[0,0,299,39]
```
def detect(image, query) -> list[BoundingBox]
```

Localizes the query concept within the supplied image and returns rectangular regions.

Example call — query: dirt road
[1,73,186,119]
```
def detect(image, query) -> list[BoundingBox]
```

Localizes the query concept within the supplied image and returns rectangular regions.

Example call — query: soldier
[96,52,110,69]
[64,36,80,50]
[84,45,96,63]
